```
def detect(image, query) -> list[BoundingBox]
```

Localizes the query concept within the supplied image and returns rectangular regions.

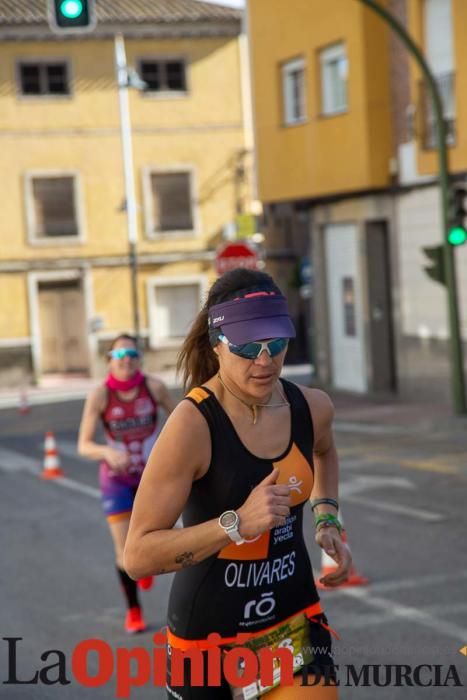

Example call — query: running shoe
[137,576,154,591]
[124,606,146,634]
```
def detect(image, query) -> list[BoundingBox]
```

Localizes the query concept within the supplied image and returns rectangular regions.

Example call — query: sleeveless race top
[100,377,158,486]
[167,378,320,639]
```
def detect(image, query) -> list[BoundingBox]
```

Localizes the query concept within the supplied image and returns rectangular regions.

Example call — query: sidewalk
[330,390,467,441]
[0,364,312,410]
[2,366,467,442]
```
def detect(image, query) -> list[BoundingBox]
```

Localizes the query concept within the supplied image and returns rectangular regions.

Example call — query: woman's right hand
[104,447,131,472]
[237,468,291,539]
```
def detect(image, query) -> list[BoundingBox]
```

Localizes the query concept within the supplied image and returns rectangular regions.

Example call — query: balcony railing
[419,71,456,150]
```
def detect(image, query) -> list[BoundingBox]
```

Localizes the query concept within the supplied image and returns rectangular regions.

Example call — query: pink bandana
[105,371,144,392]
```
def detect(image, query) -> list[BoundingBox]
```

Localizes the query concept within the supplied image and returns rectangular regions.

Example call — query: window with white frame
[149,171,194,233]
[18,61,70,96]
[151,282,202,344]
[282,58,306,125]
[28,176,78,240]
[139,58,187,93]
[320,43,348,115]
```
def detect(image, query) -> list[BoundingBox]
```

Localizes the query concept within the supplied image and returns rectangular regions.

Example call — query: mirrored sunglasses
[108,348,140,360]
[219,334,288,360]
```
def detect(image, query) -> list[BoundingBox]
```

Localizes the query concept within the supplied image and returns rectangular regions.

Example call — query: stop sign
[215,242,258,275]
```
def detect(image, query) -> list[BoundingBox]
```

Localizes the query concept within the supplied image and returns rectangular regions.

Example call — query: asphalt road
[1,395,466,699]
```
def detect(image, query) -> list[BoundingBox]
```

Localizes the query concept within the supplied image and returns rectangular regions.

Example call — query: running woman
[125,269,352,697]
[78,333,175,633]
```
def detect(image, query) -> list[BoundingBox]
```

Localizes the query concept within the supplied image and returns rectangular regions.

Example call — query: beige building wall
[0,28,251,382]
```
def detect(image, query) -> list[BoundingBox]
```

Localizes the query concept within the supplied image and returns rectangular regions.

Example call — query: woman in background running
[78,333,175,633]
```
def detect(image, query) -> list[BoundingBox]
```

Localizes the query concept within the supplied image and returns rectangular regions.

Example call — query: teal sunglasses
[219,334,288,360]
[108,348,140,360]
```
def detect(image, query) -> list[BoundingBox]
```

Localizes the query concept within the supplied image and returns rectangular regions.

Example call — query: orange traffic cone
[18,389,30,415]
[41,432,64,480]
[316,510,368,589]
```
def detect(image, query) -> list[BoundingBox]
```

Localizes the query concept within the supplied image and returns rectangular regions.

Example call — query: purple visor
[208,293,296,344]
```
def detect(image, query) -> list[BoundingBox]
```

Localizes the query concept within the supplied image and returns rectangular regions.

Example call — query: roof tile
[0,0,241,26]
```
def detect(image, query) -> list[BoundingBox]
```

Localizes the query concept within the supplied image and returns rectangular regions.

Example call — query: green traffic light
[60,0,83,18]
[447,226,467,246]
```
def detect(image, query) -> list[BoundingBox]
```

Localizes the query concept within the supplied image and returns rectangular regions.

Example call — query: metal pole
[114,33,140,342]
[358,0,466,414]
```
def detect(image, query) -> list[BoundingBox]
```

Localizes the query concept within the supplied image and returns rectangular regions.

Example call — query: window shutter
[155,284,199,339]
[33,177,77,237]
[151,172,193,232]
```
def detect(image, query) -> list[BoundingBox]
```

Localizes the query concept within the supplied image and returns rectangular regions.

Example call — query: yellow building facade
[0,1,252,384]
[248,0,467,400]
[248,0,393,203]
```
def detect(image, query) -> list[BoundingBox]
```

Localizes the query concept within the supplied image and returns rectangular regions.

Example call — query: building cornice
[0,250,216,273]
[264,171,467,210]
[0,245,290,272]
[0,21,240,42]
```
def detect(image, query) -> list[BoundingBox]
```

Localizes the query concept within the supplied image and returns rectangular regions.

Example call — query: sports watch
[218,510,244,544]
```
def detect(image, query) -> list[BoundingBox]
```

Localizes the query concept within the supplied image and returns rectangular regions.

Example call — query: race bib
[225,611,314,699]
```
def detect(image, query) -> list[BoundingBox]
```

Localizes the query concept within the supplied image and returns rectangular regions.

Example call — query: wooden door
[38,281,88,374]
[39,289,63,372]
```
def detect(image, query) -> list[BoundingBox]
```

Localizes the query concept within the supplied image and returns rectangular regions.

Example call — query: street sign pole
[114,33,140,344]
[358,0,466,414]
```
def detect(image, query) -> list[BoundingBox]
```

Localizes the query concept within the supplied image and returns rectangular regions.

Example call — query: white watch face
[220,511,238,529]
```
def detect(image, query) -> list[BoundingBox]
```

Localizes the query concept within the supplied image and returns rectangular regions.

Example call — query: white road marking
[50,439,80,459]
[53,476,100,499]
[337,611,397,630]
[338,587,467,643]
[335,421,418,436]
[339,475,443,521]
[35,438,94,462]
[362,569,467,593]
[0,445,183,528]
[61,607,121,624]
[0,447,40,475]
[343,494,444,521]
[340,475,415,496]
[339,458,369,470]
[337,601,467,632]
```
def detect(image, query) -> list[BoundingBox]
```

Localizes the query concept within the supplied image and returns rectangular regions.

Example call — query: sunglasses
[108,348,140,360]
[218,334,288,360]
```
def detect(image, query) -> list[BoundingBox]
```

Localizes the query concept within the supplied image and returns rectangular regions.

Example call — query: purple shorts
[99,463,140,521]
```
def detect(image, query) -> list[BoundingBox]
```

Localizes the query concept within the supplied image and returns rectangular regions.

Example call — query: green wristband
[314,513,343,534]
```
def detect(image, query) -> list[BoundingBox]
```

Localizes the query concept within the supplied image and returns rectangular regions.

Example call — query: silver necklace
[217,372,290,425]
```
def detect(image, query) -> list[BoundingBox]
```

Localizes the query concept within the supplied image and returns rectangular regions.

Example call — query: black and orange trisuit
[166,379,336,699]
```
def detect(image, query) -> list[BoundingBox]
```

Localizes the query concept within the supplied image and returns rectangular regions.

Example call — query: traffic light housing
[448,183,467,246]
[422,245,445,286]
[48,0,96,33]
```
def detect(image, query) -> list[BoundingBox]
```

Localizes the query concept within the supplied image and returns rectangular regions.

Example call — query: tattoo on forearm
[175,551,195,568]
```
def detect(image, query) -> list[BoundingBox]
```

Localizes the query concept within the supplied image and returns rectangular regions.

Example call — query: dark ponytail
[177,268,282,392]
[177,304,219,392]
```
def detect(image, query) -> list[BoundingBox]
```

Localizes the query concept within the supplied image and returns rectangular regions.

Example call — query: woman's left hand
[315,526,352,587]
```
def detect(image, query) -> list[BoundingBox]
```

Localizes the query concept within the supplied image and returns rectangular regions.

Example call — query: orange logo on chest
[273,442,313,506]
[218,442,313,562]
